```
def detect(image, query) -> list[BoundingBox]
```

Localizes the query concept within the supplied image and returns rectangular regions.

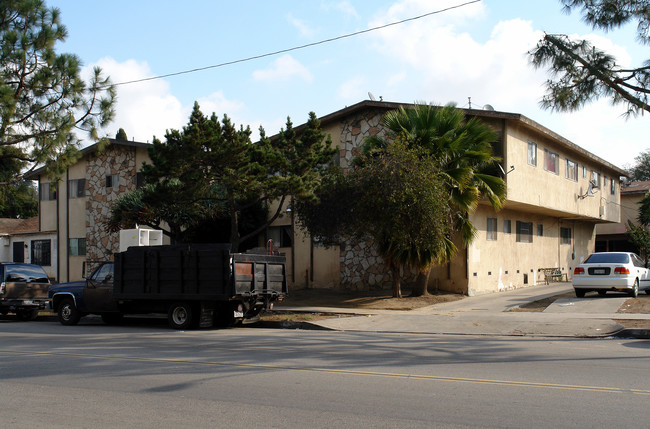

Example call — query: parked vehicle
[572,252,650,298]
[49,243,287,329]
[0,263,50,320]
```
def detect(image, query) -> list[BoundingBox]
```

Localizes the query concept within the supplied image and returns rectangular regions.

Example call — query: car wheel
[629,279,639,298]
[597,290,607,297]
[58,298,81,326]
[15,309,39,321]
[168,302,194,330]
[575,289,586,298]
[645,288,650,295]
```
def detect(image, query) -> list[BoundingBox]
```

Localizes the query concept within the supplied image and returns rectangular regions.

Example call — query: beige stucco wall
[505,122,620,222]
[459,205,596,296]
[596,193,642,236]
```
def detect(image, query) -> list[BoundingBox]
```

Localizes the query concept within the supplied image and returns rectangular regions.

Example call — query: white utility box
[119,227,164,252]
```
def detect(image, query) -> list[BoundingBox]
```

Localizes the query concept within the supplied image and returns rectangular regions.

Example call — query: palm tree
[362,103,507,296]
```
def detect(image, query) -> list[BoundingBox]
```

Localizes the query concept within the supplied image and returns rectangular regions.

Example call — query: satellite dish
[483,104,495,111]
[368,92,376,101]
[578,180,598,199]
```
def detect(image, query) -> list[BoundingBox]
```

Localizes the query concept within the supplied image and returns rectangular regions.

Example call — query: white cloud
[365,1,650,168]
[196,91,245,119]
[287,13,315,38]
[336,76,366,100]
[83,58,185,142]
[252,54,313,83]
[320,1,359,19]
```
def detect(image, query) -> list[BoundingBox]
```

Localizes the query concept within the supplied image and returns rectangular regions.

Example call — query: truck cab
[49,262,119,325]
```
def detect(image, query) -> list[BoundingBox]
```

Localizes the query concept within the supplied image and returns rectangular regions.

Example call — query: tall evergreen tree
[115,128,128,141]
[108,103,336,251]
[0,0,116,186]
[529,0,650,116]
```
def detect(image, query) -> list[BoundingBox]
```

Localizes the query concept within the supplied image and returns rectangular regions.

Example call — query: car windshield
[584,253,630,264]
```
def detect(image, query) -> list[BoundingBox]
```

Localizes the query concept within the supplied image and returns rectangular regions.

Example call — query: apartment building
[25,139,154,282]
[269,100,627,295]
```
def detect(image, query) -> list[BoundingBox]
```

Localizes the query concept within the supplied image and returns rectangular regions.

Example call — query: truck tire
[15,309,39,321]
[168,302,194,330]
[58,298,81,326]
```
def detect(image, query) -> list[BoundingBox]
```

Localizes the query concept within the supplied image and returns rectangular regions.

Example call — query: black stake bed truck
[49,244,287,329]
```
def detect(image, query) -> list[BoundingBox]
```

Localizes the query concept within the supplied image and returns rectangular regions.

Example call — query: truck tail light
[0,281,5,294]
[574,267,584,275]
[614,267,630,275]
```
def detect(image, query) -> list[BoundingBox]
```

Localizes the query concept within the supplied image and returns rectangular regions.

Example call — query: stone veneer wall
[336,107,419,290]
[86,145,137,262]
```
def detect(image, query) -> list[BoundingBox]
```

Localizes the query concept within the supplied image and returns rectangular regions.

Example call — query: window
[527,141,537,166]
[40,182,57,201]
[537,224,544,237]
[582,166,587,179]
[267,226,293,248]
[610,178,616,195]
[503,219,512,234]
[68,178,86,198]
[136,172,146,189]
[544,149,559,174]
[5,264,48,283]
[31,240,51,266]
[105,173,119,188]
[487,217,497,241]
[566,159,578,181]
[91,263,114,282]
[516,221,533,243]
[560,227,572,244]
[69,238,86,256]
[591,171,600,188]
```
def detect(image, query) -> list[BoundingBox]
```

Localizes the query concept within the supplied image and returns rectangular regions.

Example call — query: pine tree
[0,0,116,185]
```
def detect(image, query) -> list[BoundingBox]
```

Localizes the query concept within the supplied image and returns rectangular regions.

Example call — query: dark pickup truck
[49,243,287,329]
[0,262,50,320]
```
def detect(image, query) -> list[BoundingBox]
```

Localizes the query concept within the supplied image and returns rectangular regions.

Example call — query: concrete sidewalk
[278,283,650,338]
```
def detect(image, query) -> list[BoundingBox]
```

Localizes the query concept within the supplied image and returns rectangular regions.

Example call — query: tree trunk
[390,262,402,298]
[410,267,431,297]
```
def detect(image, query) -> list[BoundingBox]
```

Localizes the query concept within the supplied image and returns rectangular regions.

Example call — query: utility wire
[110,0,481,87]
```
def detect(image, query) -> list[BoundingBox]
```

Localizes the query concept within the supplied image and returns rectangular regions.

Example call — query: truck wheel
[58,298,81,326]
[15,309,39,321]
[168,302,193,330]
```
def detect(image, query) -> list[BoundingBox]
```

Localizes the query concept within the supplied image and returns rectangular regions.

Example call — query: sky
[47,0,649,171]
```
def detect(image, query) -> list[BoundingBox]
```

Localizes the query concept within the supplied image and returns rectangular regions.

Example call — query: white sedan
[572,252,650,298]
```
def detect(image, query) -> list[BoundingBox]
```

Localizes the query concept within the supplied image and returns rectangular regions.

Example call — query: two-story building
[269,100,627,295]
[25,139,155,282]
[595,180,650,253]
[26,101,627,295]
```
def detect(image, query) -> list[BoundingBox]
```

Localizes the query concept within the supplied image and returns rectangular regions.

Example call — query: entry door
[13,242,24,263]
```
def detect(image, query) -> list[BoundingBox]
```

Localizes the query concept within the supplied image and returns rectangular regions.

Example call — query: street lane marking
[2,349,649,396]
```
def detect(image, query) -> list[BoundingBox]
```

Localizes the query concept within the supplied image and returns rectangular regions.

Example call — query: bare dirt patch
[276,288,464,311]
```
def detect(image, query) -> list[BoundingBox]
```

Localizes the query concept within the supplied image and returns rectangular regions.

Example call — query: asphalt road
[1,318,649,428]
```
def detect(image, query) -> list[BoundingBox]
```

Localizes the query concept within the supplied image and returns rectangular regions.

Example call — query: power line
[110,0,482,87]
